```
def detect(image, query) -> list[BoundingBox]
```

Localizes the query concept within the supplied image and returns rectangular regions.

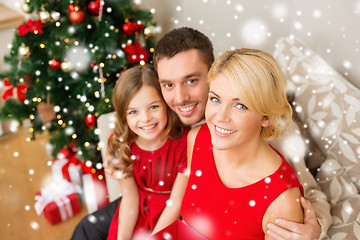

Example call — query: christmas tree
[0,0,157,167]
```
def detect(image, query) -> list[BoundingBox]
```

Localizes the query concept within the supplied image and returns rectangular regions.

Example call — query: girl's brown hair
[107,64,183,177]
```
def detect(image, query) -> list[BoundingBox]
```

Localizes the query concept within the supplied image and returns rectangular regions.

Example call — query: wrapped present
[52,146,83,186]
[52,156,83,186]
[150,219,207,240]
[34,180,82,225]
[82,169,109,213]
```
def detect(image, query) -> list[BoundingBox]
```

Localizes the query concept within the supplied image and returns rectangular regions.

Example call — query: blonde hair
[208,48,292,140]
[107,64,183,176]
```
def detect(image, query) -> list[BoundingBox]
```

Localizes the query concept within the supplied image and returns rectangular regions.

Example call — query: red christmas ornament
[85,114,97,128]
[49,59,60,70]
[88,0,104,15]
[123,42,150,64]
[122,22,134,35]
[69,9,85,24]
[122,21,144,35]
[88,2,98,14]
[68,4,75,12]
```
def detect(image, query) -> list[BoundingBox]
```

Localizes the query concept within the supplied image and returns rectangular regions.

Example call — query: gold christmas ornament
[21,3,34,14]
[39,10,51,23]
[51,11,61,21]
[144,25,156,37]
[18,44,31,59]
[60,60,73,72]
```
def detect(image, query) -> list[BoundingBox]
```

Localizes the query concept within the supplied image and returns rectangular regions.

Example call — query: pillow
[316,158,358,205]
[316,158,360,239]
[287,94,327,176]
[274,36,360,191]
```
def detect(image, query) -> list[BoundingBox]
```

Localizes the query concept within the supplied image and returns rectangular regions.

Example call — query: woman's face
[205,73,268,151]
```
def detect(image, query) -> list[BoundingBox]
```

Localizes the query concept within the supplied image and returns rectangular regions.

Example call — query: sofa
[273,36,360,239]
[98,36,360,239]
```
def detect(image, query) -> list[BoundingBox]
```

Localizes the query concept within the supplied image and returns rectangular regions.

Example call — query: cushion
[288,93,326,176]
[274,36,360,191]
[316,158,360,239]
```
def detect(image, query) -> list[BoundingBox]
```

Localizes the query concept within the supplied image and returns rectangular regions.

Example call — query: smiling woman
[180,48,304,239]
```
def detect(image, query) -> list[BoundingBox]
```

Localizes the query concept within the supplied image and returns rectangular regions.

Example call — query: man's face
[157,49,209,126]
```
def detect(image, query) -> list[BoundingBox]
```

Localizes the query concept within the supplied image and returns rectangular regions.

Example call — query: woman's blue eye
[128,110,137,115]
[150,105,159,110]
[210,97,220,103]
[236,103,248,110]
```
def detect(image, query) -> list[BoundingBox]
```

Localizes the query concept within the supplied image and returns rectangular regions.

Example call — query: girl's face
[205,73,270,151]
[126,85,168,145]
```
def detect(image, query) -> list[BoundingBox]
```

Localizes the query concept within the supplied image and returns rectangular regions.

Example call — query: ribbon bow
[57,145,94,175]
[2,78,28,101]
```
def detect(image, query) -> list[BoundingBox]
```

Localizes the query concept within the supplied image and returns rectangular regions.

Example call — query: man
[71,27,331,240]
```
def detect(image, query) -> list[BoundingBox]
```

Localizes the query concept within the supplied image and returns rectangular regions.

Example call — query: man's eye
[236,103,248,110]
[187,79,196,84]
[163,83,173,88]
[210,97,220,103]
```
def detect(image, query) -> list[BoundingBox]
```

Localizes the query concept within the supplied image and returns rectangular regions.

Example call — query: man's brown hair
[153,27,214,70]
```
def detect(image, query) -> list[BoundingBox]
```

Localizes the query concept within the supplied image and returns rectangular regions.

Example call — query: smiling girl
[105,65,188,240]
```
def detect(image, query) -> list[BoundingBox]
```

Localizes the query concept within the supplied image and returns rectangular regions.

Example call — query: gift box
[52,146,83,186]
[82,169,109,213]
[34,180,82,225]
[150,219,207,240]
[52,156,83,186]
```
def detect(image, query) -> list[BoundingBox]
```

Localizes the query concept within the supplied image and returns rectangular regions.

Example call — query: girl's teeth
[216,126,236,134]
[142,124,156,130]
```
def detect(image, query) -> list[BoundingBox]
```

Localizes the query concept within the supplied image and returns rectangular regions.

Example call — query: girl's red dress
[181,124,304,239]
[107,130,188,240]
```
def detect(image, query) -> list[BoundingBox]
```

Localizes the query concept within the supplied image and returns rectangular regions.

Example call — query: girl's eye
[150,105,159,110]
[210,97,220,103]
[128,110,137,115]
[236,103,248,110]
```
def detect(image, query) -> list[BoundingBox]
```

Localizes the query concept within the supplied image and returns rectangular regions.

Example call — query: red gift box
[34,180,82,225]
[82,169,109,213]
[150,219,207,240]
[52,146,83,186]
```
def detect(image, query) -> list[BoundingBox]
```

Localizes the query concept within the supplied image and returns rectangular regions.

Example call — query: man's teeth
[141,124,156,130]
[180,105,195,112]
[216,126,236,134]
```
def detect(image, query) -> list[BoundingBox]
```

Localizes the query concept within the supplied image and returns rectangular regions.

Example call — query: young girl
[105,64,188,240]
[179,48,304,239]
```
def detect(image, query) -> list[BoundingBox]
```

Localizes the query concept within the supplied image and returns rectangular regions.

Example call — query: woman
[180,48,304,239]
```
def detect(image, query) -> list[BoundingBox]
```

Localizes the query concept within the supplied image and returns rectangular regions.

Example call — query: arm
[151,126,200,234]
[117,176,139,240]
[263,187,303,240]
[151,172,188,234]
[103,150,127,180]
[267,158,331,240]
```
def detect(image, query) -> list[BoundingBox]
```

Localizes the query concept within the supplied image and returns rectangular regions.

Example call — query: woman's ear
[261,116,272,128]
